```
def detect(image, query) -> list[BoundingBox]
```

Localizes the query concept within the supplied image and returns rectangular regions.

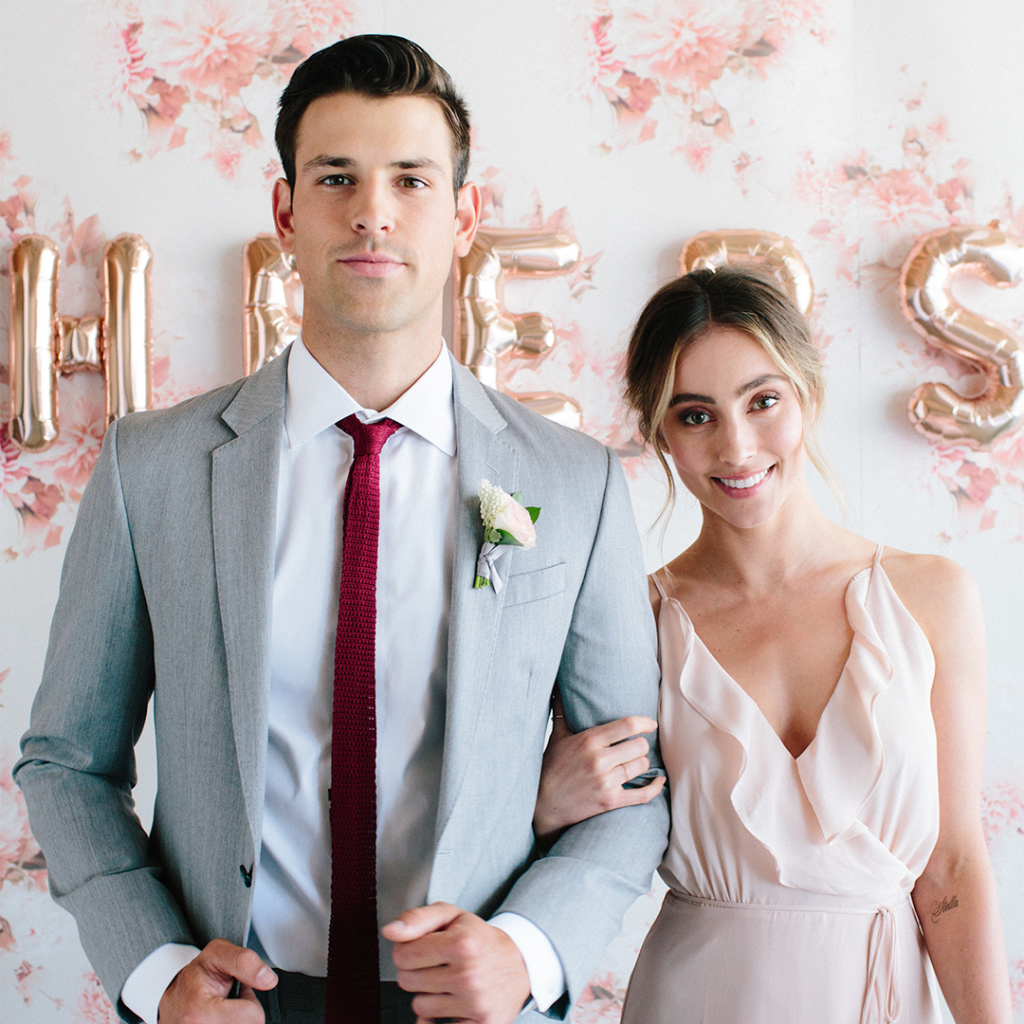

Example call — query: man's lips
[338,252,405,277]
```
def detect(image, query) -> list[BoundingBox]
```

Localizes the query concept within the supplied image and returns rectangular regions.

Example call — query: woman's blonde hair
[624,265,837,514]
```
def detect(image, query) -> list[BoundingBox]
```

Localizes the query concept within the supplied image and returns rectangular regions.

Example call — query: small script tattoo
[930,894,959,923]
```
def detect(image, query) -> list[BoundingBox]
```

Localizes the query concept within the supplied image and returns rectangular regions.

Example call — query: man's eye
[320,174,353,186]
[399,177,428,189]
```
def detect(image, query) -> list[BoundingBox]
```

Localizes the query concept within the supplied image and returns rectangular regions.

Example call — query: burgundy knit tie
[327,413,401,1024]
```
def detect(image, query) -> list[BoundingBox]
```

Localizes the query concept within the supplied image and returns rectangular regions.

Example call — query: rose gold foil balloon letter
[454,228,584,430]
[900,225,1024,448]
[243,234,301,374]
[9,236,60,450]
[7,233,153,451]
[679,229,814,316]
[103,234,154,422]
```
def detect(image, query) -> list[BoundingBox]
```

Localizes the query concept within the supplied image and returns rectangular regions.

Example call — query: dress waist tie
[861,903,901,1024]
[668,889,906,1024]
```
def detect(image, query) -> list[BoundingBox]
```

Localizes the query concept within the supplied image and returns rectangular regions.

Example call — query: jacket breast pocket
[501,562,566,608]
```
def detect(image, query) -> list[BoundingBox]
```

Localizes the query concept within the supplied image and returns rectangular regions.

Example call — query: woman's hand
[533,691,665,844]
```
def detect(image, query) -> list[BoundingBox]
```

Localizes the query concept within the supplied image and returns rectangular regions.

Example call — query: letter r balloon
[7,234,153,451]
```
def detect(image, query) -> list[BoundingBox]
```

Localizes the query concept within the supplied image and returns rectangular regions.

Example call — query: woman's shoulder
[879,546,982,646]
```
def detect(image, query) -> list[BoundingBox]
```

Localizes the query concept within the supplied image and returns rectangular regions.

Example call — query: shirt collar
[285,337,456,456]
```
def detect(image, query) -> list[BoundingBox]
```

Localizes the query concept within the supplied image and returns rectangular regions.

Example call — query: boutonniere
[474,479,541,592]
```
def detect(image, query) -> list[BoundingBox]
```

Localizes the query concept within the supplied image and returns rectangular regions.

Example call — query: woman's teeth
[717,468,769,489]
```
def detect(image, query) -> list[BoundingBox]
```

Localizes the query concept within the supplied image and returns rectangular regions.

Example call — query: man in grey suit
[15,35,666,1024]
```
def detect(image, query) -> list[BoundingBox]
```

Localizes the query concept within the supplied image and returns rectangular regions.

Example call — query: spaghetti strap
[873,543,884,567]
[650,571,668,600]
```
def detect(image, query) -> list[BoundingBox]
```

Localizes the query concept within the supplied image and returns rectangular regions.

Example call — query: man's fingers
[382,901,462,943]
[198,939,278,992]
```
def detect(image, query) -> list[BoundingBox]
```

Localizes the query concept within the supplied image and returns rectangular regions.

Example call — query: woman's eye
[680,409,711,426]
[752,393,779,411]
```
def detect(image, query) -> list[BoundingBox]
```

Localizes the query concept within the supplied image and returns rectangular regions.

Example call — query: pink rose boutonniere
[474,479,541,591]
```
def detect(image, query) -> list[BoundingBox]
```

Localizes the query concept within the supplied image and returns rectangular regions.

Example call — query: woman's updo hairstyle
[624,265,833,508]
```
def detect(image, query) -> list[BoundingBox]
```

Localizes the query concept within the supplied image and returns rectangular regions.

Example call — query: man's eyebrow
[303,155,354,171]
[301,155,446,173]
[668,374,788,407]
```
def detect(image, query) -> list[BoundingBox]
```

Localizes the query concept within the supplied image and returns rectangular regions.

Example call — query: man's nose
[351,179,395,235]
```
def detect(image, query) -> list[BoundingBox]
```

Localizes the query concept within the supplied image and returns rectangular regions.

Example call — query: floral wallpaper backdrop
[2,1,1024,1020]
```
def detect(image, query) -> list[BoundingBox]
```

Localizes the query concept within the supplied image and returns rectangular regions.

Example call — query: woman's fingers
[619,773,666,806]
[578,714,658,748]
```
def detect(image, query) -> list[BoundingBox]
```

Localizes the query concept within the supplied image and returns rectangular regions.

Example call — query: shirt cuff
[489,912,566,1013]
[121,942,201,1024]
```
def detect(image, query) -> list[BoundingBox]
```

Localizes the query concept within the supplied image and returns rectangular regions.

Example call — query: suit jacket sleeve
[14,420,196,1020]
[496,443,668,1017]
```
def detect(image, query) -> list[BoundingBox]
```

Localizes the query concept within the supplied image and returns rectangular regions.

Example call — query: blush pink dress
[622,546,943,1024]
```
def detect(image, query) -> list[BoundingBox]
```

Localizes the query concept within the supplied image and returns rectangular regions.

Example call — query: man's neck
[301,324,444,411]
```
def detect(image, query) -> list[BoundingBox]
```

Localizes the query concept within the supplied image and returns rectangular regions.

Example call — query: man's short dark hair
[275,34,471,196]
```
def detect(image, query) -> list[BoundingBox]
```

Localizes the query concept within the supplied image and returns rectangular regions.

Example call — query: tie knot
[337,414,402,458]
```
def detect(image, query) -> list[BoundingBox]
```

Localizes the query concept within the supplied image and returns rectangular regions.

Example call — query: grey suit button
[240,864,253,887]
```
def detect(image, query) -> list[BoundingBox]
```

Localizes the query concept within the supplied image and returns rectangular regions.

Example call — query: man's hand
[157,939,277,1023]
[383,903,531,1024]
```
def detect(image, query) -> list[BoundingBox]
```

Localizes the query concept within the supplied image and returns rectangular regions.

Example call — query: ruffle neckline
[660,547,925,894]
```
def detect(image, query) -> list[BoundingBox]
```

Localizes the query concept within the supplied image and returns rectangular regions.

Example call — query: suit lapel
[211,351,288,844]
[434,364,520,846]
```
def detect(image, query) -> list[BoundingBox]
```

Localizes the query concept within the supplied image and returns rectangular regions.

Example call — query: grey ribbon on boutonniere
[474,479,541,591]
[475,541,511,593]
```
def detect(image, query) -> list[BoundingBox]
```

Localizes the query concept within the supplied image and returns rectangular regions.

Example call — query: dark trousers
[255,973,417,1024]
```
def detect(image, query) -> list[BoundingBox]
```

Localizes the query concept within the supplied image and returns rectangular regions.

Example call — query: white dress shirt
[121,340,563,1023]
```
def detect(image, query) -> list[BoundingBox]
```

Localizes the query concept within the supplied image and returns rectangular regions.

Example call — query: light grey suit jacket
[16,347,667,1022]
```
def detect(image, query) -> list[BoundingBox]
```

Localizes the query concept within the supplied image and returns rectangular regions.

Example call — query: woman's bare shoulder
[879,547,982,642]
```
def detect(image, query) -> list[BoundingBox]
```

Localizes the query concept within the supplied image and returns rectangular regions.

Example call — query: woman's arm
[890,553,1011,1024]
[533,690,664,843]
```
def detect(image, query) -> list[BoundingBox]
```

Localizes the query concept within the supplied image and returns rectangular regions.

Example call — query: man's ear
[272,178,296,254]
[454,181,482,259]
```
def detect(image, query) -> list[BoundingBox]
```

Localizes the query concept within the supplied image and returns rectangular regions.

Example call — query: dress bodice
[655,545,940,905]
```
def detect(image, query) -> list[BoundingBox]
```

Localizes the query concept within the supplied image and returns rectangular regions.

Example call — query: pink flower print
[578,13,627,99]
[76,973,118,1024]
[94,21,155,113]
[981,781,1024,847]
[0,426,31,501]
[571,972,626,1023]
[864,169,937,230]
[37,390,106,502]
[158,3,269,96]
[1010,960,1024,1011]
[0,781,30,882]
[761,0,826,48]
[622,5,738,94]
[271,0,354,60]
[935,175,971,216]
[208,137,244,179]
[0,179,37,236]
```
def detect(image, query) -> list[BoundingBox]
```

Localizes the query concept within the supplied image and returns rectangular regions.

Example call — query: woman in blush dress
[533,267,1011,1023]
